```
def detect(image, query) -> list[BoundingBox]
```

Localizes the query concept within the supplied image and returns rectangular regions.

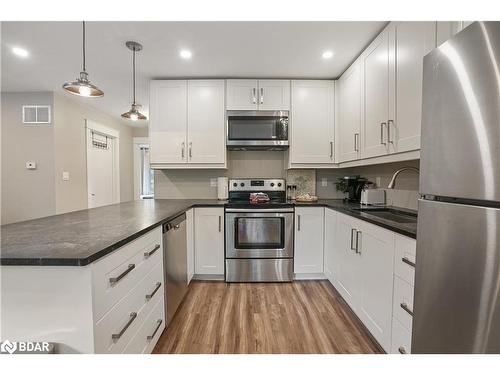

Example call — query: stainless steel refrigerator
[413,21,500,353]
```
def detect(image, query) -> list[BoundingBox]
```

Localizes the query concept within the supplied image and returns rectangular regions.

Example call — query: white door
[226,79,258,110]
[290,80,335,164]
[194,208,224,275]
[337,62,362,162]
[149,80,187,165]
[393,22,436,153]
[294,207,324,274]
[362,28,391,159]
[87,130,118,208]
[257,80,290,110]
[323,208,337,284]
[187,80,225,164]
[356,220,395,352]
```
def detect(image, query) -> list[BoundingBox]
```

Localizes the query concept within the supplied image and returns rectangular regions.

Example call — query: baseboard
[294,273,327,280]
[192,274,225,281]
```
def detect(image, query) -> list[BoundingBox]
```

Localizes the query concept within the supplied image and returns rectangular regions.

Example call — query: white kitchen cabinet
[289,80,335,165]
[337,61,362,162]
[194,207,224,276]
[150,80,187,164]
[186,208,195,283]
[323,208,337,284]
[294,207,324,275]
[226,79,290,110]
[362,27,393,159]
[149,80,226,168]
[392,22,436,153]
[436,21,474,46]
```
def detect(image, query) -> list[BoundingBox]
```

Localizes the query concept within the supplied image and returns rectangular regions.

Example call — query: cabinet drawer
[391,316,412,354]
[392,276,414,331]
[92,227,163,320]
[123,296,165,354]
[94,262,164,353]
[394,234,416,286]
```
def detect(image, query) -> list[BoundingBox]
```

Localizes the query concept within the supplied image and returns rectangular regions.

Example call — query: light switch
[210,178,217,187]
[62,171,70,181]
[321,178,328,187]
[26,162,37,170]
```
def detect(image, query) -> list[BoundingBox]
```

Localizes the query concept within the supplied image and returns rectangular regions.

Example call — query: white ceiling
[1,21,386,126]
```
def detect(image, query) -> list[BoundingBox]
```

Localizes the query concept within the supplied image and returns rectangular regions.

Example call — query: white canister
[217,177,229,200]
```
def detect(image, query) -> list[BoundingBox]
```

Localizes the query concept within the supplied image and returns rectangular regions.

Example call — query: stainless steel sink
[352,207,417,224]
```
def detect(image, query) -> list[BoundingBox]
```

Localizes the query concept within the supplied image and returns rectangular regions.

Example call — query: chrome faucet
[387,167,420,189]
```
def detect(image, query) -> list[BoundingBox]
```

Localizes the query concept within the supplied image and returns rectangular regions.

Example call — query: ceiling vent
[22,105,51,124]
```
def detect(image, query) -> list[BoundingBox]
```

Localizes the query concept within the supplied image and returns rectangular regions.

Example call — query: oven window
[235,217,284,249]
[228,117,278,140]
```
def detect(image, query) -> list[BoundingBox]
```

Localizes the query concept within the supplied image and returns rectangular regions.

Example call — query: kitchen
[1,2,499,370]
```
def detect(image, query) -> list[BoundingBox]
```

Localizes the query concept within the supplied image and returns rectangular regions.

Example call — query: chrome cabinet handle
[146,282,162,301]
[388,120,394,144]
[398,347,407,354]
[252,88,257,104]
[297,215,301,231]
[402,257,415,268]
[218,216,222,232]
[144,244,160,258]
[112,312,137,340]
[260,87,264,104]
[189,142,192,159]
[181,142,185,158]
[109,264,135,285]
[330,141,334,159]
[355,230,362,254]
[380,122,387,145]
[354,133,359,152]
[147,319,163,341]
[350,228,356,250]
[400,302,414,316]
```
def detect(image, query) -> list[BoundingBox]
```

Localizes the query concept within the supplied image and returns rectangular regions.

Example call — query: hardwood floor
[153,280,382,354]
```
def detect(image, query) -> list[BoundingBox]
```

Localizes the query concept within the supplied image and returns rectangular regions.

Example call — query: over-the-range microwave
[226,110,289,150]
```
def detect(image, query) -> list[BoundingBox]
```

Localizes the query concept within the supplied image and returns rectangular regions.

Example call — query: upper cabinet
[289,80,335,165]
[226,79,290,111]
[436,21,474,46]
[150,80,226,169]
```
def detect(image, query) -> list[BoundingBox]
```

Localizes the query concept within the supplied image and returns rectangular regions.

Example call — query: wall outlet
[26,162,37,170]
[210,178,218,187]
[62,171,70,181]
[321,178,328,187]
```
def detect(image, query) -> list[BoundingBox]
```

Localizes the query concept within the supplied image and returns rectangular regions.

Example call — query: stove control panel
[229,179,286,192]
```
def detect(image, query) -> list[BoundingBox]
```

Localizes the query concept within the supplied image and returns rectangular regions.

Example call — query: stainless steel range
[225,178,294,282]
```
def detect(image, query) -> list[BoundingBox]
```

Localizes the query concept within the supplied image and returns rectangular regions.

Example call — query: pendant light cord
[82,21,86,72]
[133,48,136,105]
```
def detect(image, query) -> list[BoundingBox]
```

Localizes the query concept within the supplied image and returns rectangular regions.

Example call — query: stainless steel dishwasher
[163,213,188,326]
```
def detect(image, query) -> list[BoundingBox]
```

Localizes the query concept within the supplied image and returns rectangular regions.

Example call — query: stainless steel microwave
[226,110,289,150]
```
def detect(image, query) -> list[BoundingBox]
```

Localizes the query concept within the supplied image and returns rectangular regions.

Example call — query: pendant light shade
[63,21,104,97]
[121,41,147,121]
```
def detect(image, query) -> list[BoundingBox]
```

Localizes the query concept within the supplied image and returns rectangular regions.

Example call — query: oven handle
[225,208,294,213]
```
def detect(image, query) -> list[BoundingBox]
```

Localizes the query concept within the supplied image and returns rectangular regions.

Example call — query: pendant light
[63,21,104,97]
[121,41,147,121]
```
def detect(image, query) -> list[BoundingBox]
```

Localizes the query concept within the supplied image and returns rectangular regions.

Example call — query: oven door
[225,208,294,259]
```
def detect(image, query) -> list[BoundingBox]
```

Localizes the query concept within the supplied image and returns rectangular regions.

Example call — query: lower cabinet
[194,207,225,277]
[294,207,325,276]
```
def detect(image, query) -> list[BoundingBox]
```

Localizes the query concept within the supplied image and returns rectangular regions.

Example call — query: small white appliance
[360,189,386,206]
[217,177,229,200]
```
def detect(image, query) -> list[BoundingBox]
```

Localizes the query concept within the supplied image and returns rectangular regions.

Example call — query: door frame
[133,136,150,200]
[85,119,120,208]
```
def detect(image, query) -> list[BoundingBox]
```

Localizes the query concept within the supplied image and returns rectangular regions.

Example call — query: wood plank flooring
[153,280,382,354]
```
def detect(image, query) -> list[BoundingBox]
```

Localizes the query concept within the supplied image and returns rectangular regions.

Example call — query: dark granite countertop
[1,198,416,267]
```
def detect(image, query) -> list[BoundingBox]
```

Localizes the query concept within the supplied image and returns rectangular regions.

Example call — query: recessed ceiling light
[180,49,192,59]
[322,50,334,59]
[12,46,29,58]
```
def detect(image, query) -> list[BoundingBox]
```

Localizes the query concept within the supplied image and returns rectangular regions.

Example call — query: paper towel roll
[217,177,228,200]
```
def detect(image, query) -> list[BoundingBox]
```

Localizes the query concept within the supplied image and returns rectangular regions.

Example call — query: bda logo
[1,340,17,354]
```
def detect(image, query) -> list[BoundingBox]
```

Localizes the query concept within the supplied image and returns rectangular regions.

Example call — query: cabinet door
[356,220,395,352]
[226,79,258,110]
[393,22,436,153]
[294,207,324,274]
[362,29,391,159]
[187,80,226,164]
[290,80,335,164]
[149,80,187,164]
[194,208,224,275]
[323,208,337,284]
[337,62,362,162]
[333,213,361,308]
[257,80,290,110]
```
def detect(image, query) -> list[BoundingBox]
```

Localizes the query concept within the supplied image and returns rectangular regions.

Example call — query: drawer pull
[400,302,414,316]
[147,319,163,341]
[398,346,407,354]
[402,257,415,268]
[112,312,137,340]
[146,282,162,301]
[109,264,135,285]
[144,244,161,258]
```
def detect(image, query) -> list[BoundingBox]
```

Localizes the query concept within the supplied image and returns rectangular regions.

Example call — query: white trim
[133,137,150,200]
[85,119,120,208]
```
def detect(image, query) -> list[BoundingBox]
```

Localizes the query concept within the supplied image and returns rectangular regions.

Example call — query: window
[139,146,154,199]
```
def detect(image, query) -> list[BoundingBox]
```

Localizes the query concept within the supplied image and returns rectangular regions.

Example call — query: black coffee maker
[342,175,369,202]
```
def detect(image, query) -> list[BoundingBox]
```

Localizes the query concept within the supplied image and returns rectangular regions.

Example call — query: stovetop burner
[227,178,289,208]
